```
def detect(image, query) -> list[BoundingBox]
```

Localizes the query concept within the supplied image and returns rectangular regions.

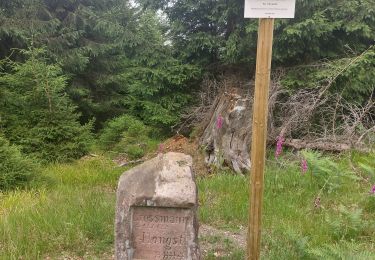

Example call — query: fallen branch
[284,139,371,153]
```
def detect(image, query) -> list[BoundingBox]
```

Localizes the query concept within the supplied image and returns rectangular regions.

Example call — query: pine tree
[0,48,92,163]
[1,0,201,129]
[139,0,374,68]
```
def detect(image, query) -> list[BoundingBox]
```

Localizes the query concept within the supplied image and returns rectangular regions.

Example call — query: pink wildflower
[216,115,224,129]
[301,159,308,174]
[370,185,375,195]
[275,135,285,158]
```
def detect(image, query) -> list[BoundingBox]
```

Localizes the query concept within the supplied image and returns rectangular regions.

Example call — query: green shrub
[0,136,37,191]
[99,115,146,149]
[99,114,158,159]
[124,145,145,160]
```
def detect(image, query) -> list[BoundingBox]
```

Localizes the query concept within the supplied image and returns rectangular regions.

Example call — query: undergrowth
[198,150,375,259]
[0,136,38,191]
[0,150,374,259]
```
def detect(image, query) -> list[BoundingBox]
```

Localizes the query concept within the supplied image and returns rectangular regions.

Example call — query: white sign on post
[245,0,296,18]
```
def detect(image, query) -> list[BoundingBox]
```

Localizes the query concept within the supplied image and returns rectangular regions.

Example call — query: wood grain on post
[247,18,275,260]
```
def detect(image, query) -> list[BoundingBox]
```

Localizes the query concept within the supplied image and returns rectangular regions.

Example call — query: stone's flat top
[153,153,195,207]
[132,207,191,260]
[117,152,196,208]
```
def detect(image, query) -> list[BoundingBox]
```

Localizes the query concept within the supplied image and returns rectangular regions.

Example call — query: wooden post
[247,18,275,260]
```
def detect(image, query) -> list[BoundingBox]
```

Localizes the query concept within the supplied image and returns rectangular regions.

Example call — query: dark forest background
[1,0,374,189]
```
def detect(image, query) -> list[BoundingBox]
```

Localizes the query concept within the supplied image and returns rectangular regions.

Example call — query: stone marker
[115,152,200,260]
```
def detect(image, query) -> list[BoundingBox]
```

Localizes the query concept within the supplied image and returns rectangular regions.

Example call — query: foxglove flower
[216,115,224,129]
[370,185,375,195]
[301,159,308,174]
[275,135,285,158]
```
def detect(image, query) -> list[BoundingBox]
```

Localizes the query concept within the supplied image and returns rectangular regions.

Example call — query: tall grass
[197,151,375,259]
[0,157,123,259]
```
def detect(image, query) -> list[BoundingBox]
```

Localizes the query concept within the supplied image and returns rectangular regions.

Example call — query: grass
[0,157,123,259]
[197,150,375,259]
[0,150,374,259]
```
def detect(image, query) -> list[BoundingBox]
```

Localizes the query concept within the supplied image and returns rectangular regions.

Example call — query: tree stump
[200,88,252,174]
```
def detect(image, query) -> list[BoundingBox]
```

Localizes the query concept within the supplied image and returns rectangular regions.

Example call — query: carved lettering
[134,214,189,224]
[131,207,191,260]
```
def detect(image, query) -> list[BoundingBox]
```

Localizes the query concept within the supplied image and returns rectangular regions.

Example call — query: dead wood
[198,77,254,174]
[284,139,352,152]
[177,50,374,173]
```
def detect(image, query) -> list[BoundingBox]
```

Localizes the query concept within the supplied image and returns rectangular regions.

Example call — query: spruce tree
[0,48,92,163]
[1,0,201,129]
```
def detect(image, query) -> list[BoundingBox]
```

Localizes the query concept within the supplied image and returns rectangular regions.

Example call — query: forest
[0,0,374,259]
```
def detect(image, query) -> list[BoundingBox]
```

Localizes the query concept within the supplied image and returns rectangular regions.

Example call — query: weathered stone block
[115,152,200,260]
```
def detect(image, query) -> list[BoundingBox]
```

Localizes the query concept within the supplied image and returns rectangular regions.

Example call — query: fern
[301,150,358,193]
[326,205,369,240]
[308,241,375,259]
